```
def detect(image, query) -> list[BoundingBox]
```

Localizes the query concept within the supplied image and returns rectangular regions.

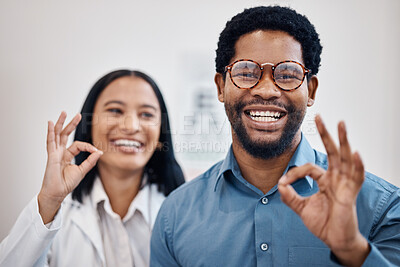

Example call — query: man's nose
[249,72,282,100]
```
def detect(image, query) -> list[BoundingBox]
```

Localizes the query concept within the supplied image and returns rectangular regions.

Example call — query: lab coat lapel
[69,197,105,265]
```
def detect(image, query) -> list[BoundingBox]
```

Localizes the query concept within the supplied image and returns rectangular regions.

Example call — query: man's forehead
[232,30,304,64]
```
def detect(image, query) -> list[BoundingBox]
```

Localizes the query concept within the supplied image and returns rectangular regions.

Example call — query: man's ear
[214,73,225,103]
[307,75,318,107]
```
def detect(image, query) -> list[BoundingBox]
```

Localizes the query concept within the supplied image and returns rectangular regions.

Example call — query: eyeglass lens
[230,61,305,90]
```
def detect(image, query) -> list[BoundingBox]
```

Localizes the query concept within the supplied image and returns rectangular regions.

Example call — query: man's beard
[225,98,305,159]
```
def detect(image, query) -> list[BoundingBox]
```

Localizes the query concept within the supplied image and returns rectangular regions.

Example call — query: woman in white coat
[0,70,185,267]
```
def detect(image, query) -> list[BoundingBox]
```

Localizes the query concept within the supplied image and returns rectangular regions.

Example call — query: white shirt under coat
[93,177,156,267]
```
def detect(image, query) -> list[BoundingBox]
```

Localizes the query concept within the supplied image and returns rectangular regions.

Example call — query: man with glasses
[151,6,400,266]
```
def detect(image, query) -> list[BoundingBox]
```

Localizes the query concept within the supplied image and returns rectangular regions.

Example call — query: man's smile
[242,105,288,131]
[246,110,285,122]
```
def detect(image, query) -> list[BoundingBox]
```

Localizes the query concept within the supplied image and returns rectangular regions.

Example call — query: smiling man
[150,6,400,267]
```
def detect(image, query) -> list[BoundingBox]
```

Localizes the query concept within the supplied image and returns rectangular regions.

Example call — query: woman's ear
[214,73,225,103]
[156,141,163,151]
[307,75,319,107]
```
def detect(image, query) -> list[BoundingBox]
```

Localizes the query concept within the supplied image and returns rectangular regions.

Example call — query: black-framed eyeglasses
[225,59,311,91]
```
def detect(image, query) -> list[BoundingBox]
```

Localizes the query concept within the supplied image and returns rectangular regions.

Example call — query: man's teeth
[249,110,281,117]
[114,139,141,147]
[251,116,279,122]
[248,111,282,122]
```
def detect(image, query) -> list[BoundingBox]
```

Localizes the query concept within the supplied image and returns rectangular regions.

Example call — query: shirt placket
[254,192,274,266]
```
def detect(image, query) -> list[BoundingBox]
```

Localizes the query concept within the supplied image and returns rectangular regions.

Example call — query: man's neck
[232,134,301,195]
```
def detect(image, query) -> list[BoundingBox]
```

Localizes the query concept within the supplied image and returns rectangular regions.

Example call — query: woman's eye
[107,108,122,114]
[141,112,154,118]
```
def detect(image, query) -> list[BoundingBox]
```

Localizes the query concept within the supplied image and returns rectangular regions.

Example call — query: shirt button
[260,243,269,251]
[261,197,269,205]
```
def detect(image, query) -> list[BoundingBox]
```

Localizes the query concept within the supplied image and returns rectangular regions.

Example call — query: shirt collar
[91,176,108,209]
[285,134,315,188]
[91,175,152,224]
[214,134,315,192]
[124,181,151,224]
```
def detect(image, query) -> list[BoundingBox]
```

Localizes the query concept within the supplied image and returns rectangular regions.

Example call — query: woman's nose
[121,114,140,133]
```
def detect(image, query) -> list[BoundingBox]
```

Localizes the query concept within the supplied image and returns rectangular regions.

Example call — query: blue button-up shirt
[151,137,400,266]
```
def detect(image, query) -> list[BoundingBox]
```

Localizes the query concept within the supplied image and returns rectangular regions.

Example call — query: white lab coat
[0,184,165,267]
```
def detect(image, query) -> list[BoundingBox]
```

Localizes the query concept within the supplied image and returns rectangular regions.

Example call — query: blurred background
[0,0,399,240]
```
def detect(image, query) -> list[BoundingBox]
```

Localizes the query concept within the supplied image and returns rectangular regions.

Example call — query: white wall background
[0,0,399,240]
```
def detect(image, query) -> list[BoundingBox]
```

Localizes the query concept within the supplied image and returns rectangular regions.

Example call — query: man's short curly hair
[215,6,322,76]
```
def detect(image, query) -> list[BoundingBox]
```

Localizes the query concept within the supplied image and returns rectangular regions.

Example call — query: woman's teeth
[114,139,142,148]
[248,111,282,122]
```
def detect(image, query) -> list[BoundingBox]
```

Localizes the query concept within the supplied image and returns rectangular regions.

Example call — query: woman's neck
[97,163,144,219]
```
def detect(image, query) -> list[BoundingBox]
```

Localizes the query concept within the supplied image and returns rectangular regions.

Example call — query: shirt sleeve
[150,201,180,267]
[330,189,400,266]
[362,189,400,266]
[0,195,62,267]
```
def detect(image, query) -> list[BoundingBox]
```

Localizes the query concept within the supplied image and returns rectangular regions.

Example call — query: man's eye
[275,74,301,81]
[277,75,295,79]
[107,108,122,114]
[234,72,257,79]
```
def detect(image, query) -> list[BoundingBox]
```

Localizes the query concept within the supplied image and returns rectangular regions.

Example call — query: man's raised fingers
[338,121,353,176]
[352,151,365,187]
[279,163,325,186]
[278,183,307,216]
[315,115,340,169]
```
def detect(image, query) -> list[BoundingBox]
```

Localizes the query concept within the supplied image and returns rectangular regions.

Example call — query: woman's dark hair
[72,69,185,202]
[216,6,323,76]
